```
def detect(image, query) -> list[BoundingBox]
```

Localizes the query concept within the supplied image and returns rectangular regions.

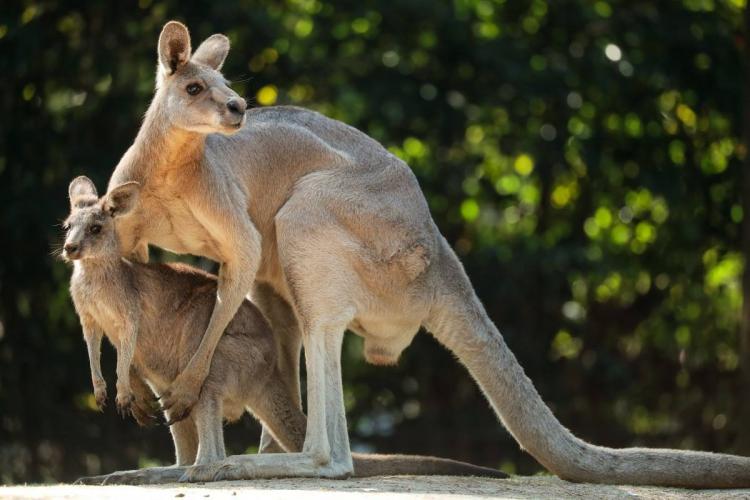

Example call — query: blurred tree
[1,0,748,483]
[741,0,750,453]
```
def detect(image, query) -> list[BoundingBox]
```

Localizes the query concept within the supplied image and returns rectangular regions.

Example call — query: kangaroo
[63,176,508,484]
[103,20,750,487]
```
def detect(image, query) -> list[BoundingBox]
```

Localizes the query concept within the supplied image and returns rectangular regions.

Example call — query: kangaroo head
[63,176,140,261]
[155,21,246,135]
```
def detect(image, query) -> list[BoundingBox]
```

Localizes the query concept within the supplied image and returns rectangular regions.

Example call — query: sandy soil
[3,475,750,500]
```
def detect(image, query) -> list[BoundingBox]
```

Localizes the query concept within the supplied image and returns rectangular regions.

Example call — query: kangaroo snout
[226,98,246,116]
[64,242,81,259]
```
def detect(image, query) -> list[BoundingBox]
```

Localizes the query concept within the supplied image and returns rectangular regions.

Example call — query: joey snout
[63,242,82,260]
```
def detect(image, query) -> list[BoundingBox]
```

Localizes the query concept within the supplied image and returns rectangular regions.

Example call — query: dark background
[2,0,750,483]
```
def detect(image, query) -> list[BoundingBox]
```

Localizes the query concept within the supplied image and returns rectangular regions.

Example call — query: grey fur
[102,20,750,487]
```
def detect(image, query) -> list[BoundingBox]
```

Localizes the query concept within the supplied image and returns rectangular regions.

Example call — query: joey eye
[89,224,102,235]
[186,83,203,96]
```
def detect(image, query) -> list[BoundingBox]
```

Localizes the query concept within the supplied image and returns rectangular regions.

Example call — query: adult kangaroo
[108,20,750,487]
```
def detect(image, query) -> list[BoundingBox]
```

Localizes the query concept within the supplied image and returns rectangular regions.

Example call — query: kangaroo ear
[104,182,140,218]
[158,21,192,75]
[68,176,98,209]
[192,34,230,70]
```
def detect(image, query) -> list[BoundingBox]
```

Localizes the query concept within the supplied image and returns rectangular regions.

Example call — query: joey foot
[160,373,202,425]
[116,390,134,417]
[130,393,161,427]
[93,385,107,410]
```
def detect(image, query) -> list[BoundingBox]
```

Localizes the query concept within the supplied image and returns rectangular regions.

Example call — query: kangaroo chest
[140,192,223,262]
[92,303,128,347]
[72,274,130,348]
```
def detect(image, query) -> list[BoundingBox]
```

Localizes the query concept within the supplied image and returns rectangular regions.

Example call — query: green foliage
[0,0,747,483]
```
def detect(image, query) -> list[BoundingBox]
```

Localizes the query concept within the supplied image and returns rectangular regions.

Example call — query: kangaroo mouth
[230,114,246,128]
[220,114,246,133]
[63,250,82,261]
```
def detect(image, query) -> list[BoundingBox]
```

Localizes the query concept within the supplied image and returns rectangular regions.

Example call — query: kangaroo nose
[64,243,79,256]
[226,98,246,115]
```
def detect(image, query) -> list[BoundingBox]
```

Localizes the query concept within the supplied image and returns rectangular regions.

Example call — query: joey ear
[158,21,192,75]
[192,34,230,70]
[68,176,98,209]
[104,182,140,218]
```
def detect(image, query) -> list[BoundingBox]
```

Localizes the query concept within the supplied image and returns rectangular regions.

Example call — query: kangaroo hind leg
[181,212,358,481]
[253,282,302,454]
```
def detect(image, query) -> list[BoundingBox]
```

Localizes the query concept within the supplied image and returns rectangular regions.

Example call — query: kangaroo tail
[351,453,507,478]
[423,240,750,488]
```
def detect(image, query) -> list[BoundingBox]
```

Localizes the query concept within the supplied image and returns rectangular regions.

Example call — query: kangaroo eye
[89,224,102,235]
[186,83,203,96]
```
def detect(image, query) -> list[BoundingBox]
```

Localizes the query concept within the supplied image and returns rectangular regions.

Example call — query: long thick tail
[424,241,750,488]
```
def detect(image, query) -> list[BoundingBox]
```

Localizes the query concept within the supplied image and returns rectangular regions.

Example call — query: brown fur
[64,179,506,484]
